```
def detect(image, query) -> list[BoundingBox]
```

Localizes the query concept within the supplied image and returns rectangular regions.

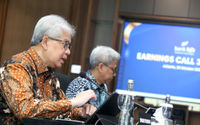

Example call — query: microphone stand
[135,101,148,110]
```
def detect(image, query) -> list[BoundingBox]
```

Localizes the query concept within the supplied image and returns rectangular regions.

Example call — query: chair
[54,72,73,92]
[0,67,4,75]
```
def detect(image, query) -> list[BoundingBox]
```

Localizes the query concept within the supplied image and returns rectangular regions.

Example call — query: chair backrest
[0,67,5,80]
[54,72,73,92]
[0,67,4,74]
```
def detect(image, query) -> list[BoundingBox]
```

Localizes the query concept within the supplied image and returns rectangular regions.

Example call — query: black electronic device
[138,112,151,125]
[85,92,120,124]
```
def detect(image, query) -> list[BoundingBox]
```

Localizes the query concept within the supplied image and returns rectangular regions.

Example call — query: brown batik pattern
[0,47,81,125]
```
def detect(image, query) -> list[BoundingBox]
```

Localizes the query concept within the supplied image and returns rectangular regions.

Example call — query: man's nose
[65,49,71,55]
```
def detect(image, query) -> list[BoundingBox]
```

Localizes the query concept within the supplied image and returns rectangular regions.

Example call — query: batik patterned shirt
[0,47,81,125]
[66,71,108,108]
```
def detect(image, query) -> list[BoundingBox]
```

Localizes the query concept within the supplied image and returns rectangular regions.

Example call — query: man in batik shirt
[66,46,120,108]
[0,14,96,125]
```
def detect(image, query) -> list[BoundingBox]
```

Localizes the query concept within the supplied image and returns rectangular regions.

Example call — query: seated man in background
[66,46,120,108]
[0,14,96,125]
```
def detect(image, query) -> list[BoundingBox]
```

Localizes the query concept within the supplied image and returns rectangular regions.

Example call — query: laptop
[85,92,120,124]
[57,92,120,124]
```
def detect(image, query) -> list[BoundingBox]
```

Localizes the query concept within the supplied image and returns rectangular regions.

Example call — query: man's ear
[97,63,104,73]
[40,36,48,50]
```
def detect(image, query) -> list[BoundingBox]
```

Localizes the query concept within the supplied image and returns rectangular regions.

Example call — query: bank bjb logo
[174,41,195,55]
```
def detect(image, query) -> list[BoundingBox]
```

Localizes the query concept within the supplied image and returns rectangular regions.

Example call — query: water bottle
[165,94,171,104]
[163,95,173,119]
[127,79,134,125]
[160,95,173,125]
[127,79,134,91]
[118,79,134,125]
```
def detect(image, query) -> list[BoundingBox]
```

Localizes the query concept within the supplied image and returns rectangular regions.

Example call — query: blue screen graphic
[116,21,200,103]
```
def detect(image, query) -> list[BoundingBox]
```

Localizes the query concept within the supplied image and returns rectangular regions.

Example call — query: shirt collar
[27,47,49,74]
[86,70,106,90]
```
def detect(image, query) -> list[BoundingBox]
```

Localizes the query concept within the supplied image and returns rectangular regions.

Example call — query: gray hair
[30,14,75,45]
[89,46,120,69]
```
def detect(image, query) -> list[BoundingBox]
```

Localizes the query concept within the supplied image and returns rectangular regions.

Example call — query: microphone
[80,72,90,80]
[79,72,110,96]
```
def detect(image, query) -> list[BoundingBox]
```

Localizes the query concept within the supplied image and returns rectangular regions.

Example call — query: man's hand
[70,90,96,108]
[79,104,97,118]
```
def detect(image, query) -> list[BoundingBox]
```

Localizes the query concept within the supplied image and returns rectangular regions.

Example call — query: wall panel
[0,0,72,73]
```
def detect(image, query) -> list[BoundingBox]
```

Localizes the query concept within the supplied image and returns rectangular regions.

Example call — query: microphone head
[79,71,87,78]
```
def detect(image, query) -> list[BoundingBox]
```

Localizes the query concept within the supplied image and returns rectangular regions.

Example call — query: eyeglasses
[48,36,72,50]
[104,64,118,74]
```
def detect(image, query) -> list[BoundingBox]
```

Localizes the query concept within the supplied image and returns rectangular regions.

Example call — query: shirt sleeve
[66,77,87,99]
[0,64,78,120]
[66,77,99,107]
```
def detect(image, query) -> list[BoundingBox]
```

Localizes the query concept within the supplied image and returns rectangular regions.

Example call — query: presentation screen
[116,21,200,103]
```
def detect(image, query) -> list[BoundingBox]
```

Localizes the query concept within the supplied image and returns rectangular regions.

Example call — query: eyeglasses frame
[48,36,72,50]
[104,63,118,74]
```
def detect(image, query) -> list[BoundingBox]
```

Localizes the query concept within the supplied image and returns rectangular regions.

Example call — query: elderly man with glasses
[66,46,120,108]
[0,14,96,125]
